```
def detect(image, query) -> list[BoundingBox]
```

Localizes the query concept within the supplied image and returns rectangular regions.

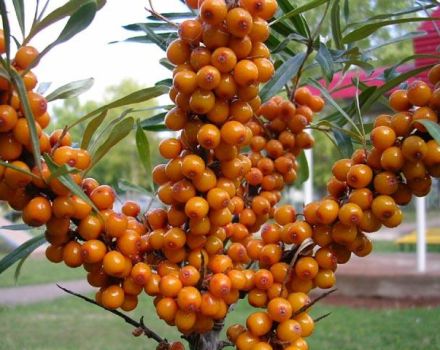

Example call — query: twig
[56,284,166,344]
[314,312,332,323]
[145,0,179,28]
[218,340,234,349]
[292,289,337,317]
[50,126,69,155]
[282,238,315,291]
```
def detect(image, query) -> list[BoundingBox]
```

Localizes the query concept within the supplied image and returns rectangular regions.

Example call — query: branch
[56,284,166,344]
[292,288,337,317]
[282,238,315,291]
[314,312,332,323]
[145,0,179,28]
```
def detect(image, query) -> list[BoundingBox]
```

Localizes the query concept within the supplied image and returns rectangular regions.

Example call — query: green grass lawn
[0,295,438,350]
[0,255,86,287]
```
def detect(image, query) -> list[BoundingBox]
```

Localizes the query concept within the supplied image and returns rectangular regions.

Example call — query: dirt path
[0,279,93,306]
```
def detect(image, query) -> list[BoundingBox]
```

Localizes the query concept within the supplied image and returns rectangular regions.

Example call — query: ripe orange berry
[90,185,115,210]
[402,135,428,161]
[62,241,83,268]
[295,257,319,280]
[226,7,253,37]
[209,273,232,298]
[81,239,107,264]
[197,124,221,150]
[221,120,247,145]
[22,196,52,226]
[200,0,227,25]
[338,203,363,226]
[346,164,373,189]
[166,39,190,65]
[156,297,178,323]
[246,311,273,337]
[234,59,259,87]
[189,89,216,114]
[0,105,18,132]
[371,195,397,220]
[370,126,396,150]
[101,285,125,310]
[177,286,202,312]
[103,251,126,277]
[267,297,293,323]
[407,80,432,106]
[277,319,302,342]
[15,45,39,69]
[178,19,202,44]
[389,89,411,111]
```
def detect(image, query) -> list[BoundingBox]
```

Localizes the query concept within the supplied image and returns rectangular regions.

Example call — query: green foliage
[51,79,164,188]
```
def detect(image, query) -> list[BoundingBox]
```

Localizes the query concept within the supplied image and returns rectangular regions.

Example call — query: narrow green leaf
[0,234,46,274]
[308,78,362,138]
[81,111,107,150]
[147,12,193,20]
[37,1,97,64]
[364,31,425,53]
[45,78,94,102]
[155,78,173,88]
[47,163,80,181]
[160,58,175,71]
[0,1,12,63]
[271,0,328,26]
[136,23,167,51]
[124,22,175,31]
[26,0,106,43]
[296,151,309,186]
[333,129,354,158]
[271,33,309,54]
[118,179,151,195]
[0,224,33,231]
[362,65,435,113]
[331,0,343,49]
[68,85,168,129]
[140,112,166,129]
[92,117,135,168]
[12,0,25,36]
[345,3,437,29]
[342,17,440,44]
[43,154,98,212]
[315,43,334,83]
[10,70,42,171]
[260,52,307,102]
[343,0,349,24]
[417,120,440,144]
[0,160,40,179]
[135,120,153,192]
[14,252,31,283]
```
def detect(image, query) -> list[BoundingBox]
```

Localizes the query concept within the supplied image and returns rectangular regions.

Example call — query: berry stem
[56,284,166,345]
[313,312,332,323]
[292,288,337,318]
[145,0,179,28]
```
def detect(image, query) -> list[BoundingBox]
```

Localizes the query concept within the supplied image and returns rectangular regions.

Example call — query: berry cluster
[0,0,439,349]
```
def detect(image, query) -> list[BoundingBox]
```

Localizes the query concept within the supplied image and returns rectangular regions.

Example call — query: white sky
[6,0,188,101]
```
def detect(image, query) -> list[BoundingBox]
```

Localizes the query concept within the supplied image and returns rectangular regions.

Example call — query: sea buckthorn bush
[1,1,440,349]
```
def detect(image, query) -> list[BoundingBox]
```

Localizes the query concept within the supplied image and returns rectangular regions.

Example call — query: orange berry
[81,240,107,264]
[267,297,293,323]
[101,285,125,310]
[407,80,432,106]
[166,39,190,65]
[389,89,411,111]
[226,7,253,38]
[200,0,227,25]
[246,311,273,337]
[62,241,83,268]
[15,45,39,69]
